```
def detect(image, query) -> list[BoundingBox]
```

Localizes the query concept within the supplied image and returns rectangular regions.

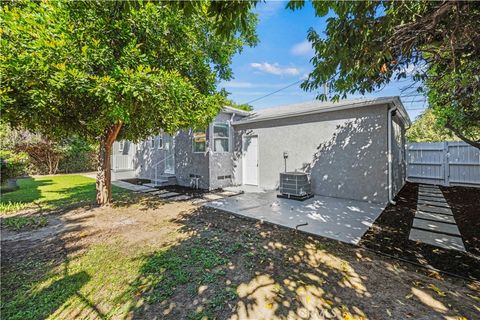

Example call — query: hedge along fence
[1,125,97,175]
[58,149,97,174]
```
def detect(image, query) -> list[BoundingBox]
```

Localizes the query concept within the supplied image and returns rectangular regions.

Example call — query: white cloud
[291,40,314,56]
[249,62,300,76]
[222,81,255,88]
[254,1,286,19]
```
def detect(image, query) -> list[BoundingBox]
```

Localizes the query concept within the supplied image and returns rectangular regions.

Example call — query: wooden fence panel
[407,142,480,187]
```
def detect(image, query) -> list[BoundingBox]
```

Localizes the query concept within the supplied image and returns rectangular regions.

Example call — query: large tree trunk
[96,122,123,206]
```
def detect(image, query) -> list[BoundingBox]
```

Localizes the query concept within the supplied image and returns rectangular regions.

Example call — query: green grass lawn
[0,175,125,214]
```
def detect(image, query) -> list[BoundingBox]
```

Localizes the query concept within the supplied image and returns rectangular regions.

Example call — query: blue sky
[219,1,427,121]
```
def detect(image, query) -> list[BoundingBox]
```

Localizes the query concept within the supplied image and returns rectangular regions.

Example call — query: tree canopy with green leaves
[288,0,480,148]
[1,0,258,204]
[406,109,458,143]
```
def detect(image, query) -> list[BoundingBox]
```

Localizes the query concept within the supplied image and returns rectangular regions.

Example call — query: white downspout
[387,106,397,205]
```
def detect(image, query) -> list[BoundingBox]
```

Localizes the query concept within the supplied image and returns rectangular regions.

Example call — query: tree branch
[445,121,480,149]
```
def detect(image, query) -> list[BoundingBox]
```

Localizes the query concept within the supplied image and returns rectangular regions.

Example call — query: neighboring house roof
[231,96,411,126]
[222,106,252,117]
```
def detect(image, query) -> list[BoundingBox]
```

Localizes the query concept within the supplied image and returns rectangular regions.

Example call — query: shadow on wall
[175,130,210,189]
[301,117,387,203]
[131,140,166,181]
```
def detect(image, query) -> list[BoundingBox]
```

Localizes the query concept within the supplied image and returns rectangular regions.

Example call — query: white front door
[164,134,175,174]
[243,135,258,185]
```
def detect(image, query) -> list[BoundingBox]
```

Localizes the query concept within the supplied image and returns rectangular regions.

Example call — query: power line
[242,79,303,105]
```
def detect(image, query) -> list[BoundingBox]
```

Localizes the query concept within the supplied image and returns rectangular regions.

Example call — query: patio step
[145,174,177,187]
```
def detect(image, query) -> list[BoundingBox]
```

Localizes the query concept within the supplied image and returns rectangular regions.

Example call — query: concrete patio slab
[412,219,461,235]
[204,191,385,245]
[417,199,450,208]
[418,187,443,193]
[417,195,447,203]
[417,204,453,215]
[157,192,180,198]
[418,192,445,198]
[203,194,225,200]
[218,190,241,196]
[169,194,193,201]
[409,228,465,252]
[415,211,456,224]
[112,180,157,192]
[150,190,170,196]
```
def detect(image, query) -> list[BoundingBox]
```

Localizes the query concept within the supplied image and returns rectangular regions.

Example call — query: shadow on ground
[122,207,478,320]
[1,198,478,319]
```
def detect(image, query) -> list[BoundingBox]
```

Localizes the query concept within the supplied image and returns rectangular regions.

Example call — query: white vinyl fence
[112,155,133,171]
[407,141,480,187]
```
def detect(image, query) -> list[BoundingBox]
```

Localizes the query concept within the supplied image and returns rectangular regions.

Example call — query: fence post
[443,141,450,186]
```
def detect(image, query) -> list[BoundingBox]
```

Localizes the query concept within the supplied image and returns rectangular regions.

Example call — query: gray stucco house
[112,96,410,204]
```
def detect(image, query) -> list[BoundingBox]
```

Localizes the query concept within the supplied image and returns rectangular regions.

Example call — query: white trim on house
[242,134,259,186]
[192,128,207,153]
[212,122,231,153]
[222,106,251,116]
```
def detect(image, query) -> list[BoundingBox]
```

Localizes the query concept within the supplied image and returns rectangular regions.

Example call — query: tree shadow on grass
[0,207,104,320]
[0,178,53,211]
[3,271,91,320]
[120,207,478,320]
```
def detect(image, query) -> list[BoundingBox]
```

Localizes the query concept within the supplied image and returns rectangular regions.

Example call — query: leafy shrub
[58,137,97,173]
[1,123,96,174]
[2,216,48,230]
[0,150,28,184]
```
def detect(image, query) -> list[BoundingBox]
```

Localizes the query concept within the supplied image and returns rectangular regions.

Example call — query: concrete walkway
[409,184,465,252]
[204,190,385,245]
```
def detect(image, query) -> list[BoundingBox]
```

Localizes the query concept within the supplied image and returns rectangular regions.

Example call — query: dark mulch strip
[121,178,151,185]
[161,185,211,197]
[441,185,480,256]
[359,182,480,280]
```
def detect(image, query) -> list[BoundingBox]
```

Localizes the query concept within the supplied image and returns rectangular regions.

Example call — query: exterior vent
[278,172,313,201]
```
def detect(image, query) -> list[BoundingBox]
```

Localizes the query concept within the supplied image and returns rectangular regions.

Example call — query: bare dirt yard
[1,194,479,320]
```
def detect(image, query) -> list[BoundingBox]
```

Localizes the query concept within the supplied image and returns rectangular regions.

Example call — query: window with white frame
[158,135,163,149]
[193,129,207,153]
[213,123,230,152]
[118,140,124,152]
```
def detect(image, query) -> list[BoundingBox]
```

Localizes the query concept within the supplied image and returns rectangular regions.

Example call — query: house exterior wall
[233,105,390,203]
[176,111,247,190]
[175,129,210,189]
[208,113,245,190]
[133,137,166,180]
[391,113,406,197]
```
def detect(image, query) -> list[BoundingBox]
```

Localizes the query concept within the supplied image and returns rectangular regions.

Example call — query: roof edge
[232,97,411,126]
[222,106,252,116]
